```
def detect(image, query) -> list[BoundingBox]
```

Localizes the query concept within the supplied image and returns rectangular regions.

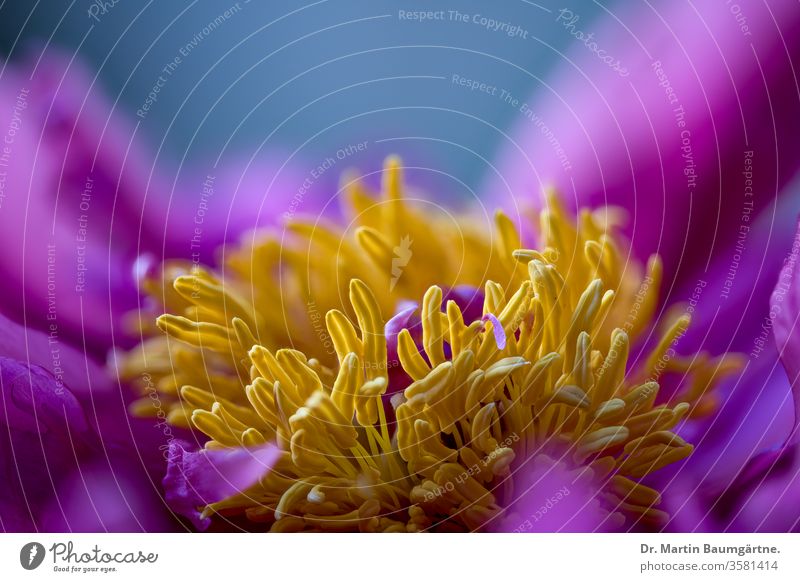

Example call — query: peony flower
[6,1,800,535]
[124,158,745,531]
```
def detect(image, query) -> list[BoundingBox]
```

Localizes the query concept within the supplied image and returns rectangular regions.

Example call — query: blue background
[0,0,606,197]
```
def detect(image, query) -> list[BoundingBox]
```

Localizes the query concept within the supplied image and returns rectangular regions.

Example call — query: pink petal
[770,218,800,444]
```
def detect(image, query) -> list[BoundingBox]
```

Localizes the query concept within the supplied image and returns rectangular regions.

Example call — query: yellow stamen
[123,157,742,532]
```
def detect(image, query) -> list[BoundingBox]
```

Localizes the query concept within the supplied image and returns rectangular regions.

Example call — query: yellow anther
[576,426,629,457]
[421,286,446,366]
[349,279,387,382]
[325,310,363,361]
[331,352,361,420]
[536,384,590,411]
[157,314,233,352]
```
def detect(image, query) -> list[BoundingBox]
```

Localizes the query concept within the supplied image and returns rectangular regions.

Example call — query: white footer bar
[1,533,798,581]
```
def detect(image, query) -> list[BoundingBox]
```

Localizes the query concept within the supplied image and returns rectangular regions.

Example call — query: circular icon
[20,542,46,570]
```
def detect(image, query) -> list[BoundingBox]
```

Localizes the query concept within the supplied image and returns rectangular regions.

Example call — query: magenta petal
[0,358,89,437]
[40,463,176,533]
[725,443,800,532]
[771,218,800,444]
[0,312,109,401]
[0,50,152,352]
[0,357,93,530]
[490,456,612,533]
[162,158,318,267]
[728,444,797,500]
[163,440,280,530]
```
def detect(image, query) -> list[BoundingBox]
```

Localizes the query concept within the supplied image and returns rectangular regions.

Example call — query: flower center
[122,157,742,531]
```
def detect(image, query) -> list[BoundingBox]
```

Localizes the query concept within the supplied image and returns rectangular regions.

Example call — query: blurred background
[0,0,603,200]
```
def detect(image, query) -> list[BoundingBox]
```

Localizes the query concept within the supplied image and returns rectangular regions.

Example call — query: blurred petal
[0,309,181,532]
[0,49,154,352]
[0,311,108,400]
[40,463,176,533]
[649,183,799,487]
[486,1,800,284]
[660,357,794,532]
[0,357,92,531]
[159,156,317,267]
[771,217,800,443]
[0,49,313,353]
[491,455,612,532]
[725,443,800,532]
[163,440,280,530]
